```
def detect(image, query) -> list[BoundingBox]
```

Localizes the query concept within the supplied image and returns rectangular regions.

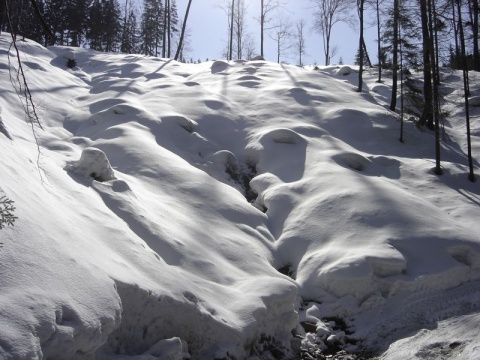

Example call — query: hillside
[1,34,480,359]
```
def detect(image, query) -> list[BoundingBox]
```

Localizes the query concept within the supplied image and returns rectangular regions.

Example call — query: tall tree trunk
[162,0,167,57]
[390,0,399,111]
[0,0,5,33]
[167,0,171,57]
[376,0,382,82]
[358,0,364,92]
[399,19,404,142]
[451,0,460,65]
[174,0,192,61]
[428,0,442,175]
[418,0,434,129]
[472,0,480,70]
[457,0,476,180]
[260,0,264,58]
[229,0,234,60]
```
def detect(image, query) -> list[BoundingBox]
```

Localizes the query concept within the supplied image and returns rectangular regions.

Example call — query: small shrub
[67,58,77,68]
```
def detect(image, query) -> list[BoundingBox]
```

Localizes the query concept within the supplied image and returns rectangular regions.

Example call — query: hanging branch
[5,0,45,182]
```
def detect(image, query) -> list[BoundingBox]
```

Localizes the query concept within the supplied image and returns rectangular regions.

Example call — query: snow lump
[65,147,116,182]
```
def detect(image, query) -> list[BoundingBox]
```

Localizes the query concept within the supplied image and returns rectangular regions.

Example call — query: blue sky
[142,0,379,65]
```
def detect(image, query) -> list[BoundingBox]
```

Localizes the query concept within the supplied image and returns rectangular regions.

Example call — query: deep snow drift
[1,34,480,359]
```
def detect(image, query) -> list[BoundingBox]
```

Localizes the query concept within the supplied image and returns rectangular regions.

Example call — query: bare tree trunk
[162,0,167,57]
[418,0,434,129]
[167,0,171,58]
[389,0,399,111]
[457,0,476,181]
[472,0,480,70]
[0,0,5,33]
[229,0,234,60]
[376,0,382,82]
[428,0,442,175]
[261,0,264,57]
[175,0,192,61]
[357,0,364,92]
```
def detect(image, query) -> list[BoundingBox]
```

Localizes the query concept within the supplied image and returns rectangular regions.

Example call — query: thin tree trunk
[0,0,5,33]
[428,0,442,175]
[451,0,460,67]
[376,0,382,82]
[418,0,434,129]
[229,0,234,60]
[358,0,364,92]
[390,0,399,111]
[457,0,476,181]
[167,0,171,58]
[399,19,404,142]
[175,0,192,61]
[472,0,480,70]
[162,0,167,57]
[260,0,264,58]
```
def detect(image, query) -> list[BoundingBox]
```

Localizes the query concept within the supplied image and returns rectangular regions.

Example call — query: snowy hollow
[1,35,480,359]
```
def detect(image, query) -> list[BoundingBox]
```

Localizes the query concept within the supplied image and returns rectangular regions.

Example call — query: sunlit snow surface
[1,35,480,359]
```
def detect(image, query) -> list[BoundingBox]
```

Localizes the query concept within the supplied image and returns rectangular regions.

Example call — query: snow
[1,34,480,359]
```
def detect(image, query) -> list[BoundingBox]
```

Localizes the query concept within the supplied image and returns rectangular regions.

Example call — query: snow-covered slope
[1,35,479,359]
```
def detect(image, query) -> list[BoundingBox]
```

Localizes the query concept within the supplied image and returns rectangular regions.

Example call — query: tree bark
[174,0,192,61]
[389,0,399,111]
[418,0,434,129]
[472,0,480,70]
[457,0,476,180]
[260,0,264,57]
[428,0,442,175]
[229,0,234,60]
[376,0,382,82]
[358,0,364,92]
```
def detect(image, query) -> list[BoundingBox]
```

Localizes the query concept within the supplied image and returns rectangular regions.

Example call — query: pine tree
[103,0,122,52]
[140,0,164,56]
[121,7,138,54]
[9,0,46,43]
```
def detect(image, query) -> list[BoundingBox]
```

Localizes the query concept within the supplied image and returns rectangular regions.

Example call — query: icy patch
[65,147,115,182]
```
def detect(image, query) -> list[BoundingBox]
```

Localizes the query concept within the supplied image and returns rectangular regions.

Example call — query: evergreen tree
[44,0,68,44]
[86,0,121,52]
[103,0,122,52]
[9,0,46,43]
[121,7,138,53]
[140,0,162,56]
[65,0,91,47]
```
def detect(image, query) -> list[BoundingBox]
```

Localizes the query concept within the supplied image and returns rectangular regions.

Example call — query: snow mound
[65,147,116,181]
[335,66,353,76]
[211,60,230,74]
